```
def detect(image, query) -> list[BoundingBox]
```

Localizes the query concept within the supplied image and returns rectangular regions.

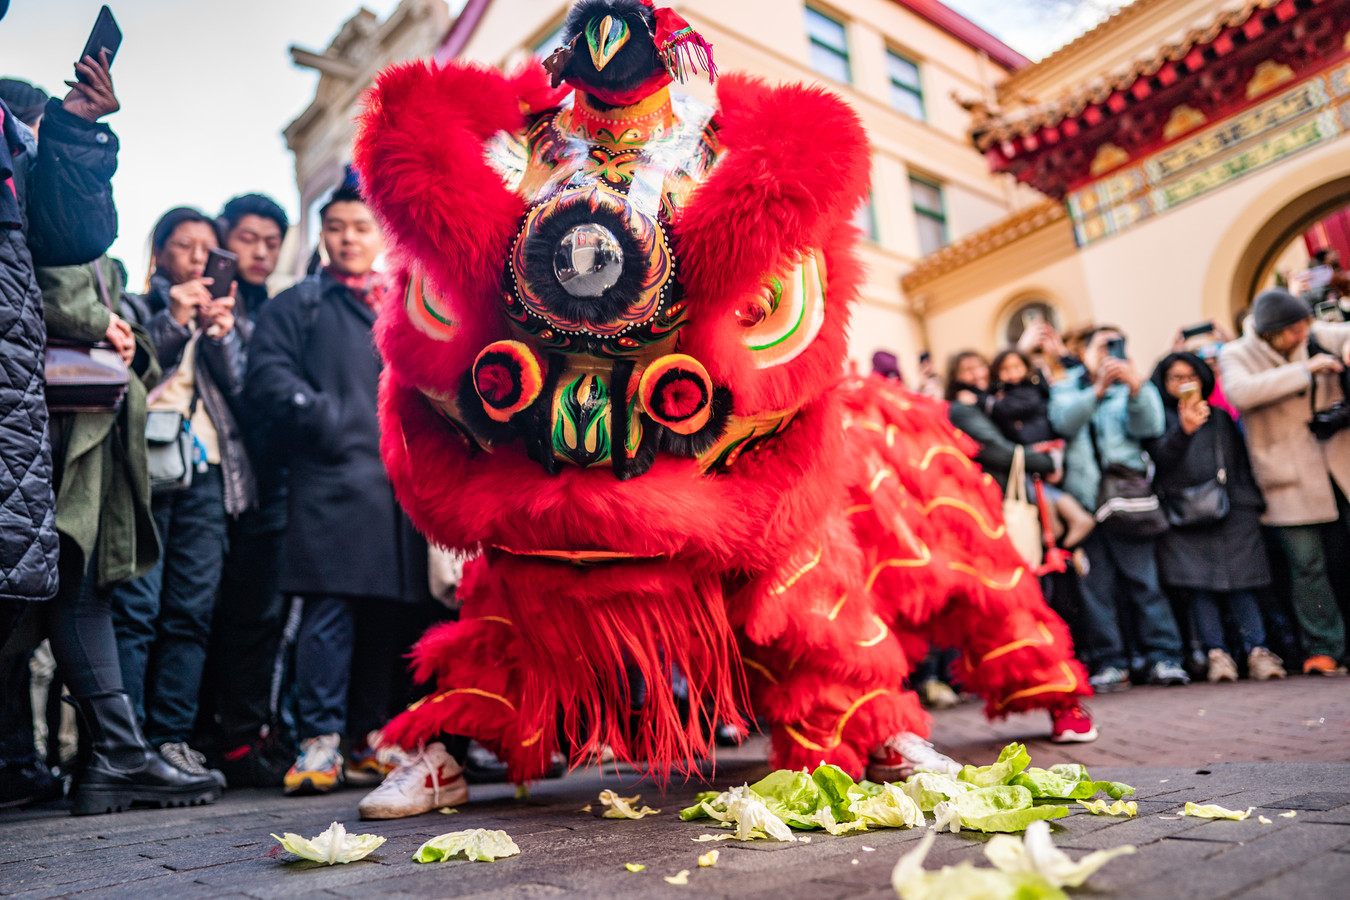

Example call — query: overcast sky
[0,0,1107,284]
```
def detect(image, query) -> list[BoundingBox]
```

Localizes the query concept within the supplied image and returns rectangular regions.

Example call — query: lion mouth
[490,544,662,566]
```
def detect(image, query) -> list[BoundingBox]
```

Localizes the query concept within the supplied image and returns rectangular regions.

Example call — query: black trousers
[203,512,286,749]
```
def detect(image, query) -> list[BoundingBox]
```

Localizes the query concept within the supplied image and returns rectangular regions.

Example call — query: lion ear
[735,250,827,370]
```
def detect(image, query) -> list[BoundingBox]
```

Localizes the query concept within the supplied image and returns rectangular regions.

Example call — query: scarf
[326,266,388,312]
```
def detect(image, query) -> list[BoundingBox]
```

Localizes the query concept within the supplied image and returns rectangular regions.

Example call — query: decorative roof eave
[901,199,1067,291]
[971,0,1321,154]
[887,0,1029,71]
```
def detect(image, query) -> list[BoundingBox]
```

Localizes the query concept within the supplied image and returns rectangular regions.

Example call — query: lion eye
[733,277,782,327]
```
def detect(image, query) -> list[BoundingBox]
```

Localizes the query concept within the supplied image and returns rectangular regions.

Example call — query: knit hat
[1252,287,1311,336]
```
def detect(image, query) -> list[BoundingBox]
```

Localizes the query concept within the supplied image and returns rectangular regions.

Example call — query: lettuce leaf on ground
[1077,798,1138,817]
[938,785,1069,834]
[271,822,385,865]
[892,831,1068,900]
[957,743,1031,789]
[985,820,1136,887]
[1182,802,1254,821]
[599,790,660,819]
[750,769,826,829]
[414,829,520,863]
[1013,764,1134,801]
[849,783,926,828]
[900,773,973,811]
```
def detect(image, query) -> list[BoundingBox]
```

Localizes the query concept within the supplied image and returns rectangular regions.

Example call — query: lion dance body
[354,0,1089,784]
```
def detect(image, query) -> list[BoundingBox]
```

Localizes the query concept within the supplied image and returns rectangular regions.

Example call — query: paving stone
[1268,791,1350,811]
[1231,849,1350,898]
[1129,824,1350,897]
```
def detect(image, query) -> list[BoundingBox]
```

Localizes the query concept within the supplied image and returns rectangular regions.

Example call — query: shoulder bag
[44,262,130,413]
[1162,422,1230,528]
[1003,445,1044,568]
[1089,420,1169,539]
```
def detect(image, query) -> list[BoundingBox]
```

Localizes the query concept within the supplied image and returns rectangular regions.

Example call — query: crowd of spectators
[909,284,1350,706]
[0,50,442,816]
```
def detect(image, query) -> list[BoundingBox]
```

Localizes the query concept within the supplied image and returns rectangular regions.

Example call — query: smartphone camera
[1106,336,1127,360]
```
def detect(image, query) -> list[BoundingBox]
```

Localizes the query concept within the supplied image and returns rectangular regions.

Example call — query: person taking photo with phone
[1049,327,1189,692]
[110,207,256,789]
[1146,352,1284,683]
[199,194,297,787]
[1219,287,1350,676]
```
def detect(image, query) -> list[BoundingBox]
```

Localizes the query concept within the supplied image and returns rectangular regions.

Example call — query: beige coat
[1219,322,1350,526]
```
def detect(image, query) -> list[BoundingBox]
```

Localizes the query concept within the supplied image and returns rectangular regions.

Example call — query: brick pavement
[927,676,1350,768]
[1,678,1348,899]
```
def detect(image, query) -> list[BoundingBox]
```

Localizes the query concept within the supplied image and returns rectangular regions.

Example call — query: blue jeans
[294,596,424,741]
[111,465,228,745]
[1190,590,1267,656]
[1078,529,1183,670]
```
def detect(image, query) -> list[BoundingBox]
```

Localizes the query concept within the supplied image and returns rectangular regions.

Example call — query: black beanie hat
[1252,287,1311,336]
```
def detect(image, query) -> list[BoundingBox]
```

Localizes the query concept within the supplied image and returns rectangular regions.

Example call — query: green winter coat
[38,257,161,588]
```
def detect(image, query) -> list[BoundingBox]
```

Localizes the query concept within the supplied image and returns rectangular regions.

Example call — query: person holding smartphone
[1049,327,1189,691]
[201,194,296,788]
[110,207,256,790]
[1219,287,1350,676]
[1146,353,1284,683]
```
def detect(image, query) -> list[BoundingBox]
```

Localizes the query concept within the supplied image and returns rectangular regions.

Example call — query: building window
[910,176,947,257]
[854,192,877,242]
[887,51,924,121]
[805,7,851,84]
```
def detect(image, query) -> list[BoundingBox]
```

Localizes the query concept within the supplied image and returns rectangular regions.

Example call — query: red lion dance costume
[354,0,1090,785]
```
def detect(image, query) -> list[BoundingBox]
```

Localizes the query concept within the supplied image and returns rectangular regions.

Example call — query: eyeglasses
[164,240,213,255]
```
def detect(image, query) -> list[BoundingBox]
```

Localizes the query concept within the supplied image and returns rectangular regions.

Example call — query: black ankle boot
[65,692,221,816]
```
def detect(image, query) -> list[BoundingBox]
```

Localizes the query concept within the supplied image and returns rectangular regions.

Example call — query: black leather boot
[65,692,221,815]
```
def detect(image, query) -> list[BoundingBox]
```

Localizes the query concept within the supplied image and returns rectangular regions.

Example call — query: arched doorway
[1206,144,1350,327]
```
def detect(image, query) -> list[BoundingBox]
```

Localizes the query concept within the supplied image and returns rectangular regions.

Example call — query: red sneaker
[1050,705,1098,743]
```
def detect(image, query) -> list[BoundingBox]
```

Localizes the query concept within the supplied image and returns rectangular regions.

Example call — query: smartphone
[1022,309,1045,330]
[1180,320,1215,340]
[80,6,122,70]
[204,248,238,300]
[1106,336,1127,360]
[1314,299,1344,322]
[1178,382,1200,407]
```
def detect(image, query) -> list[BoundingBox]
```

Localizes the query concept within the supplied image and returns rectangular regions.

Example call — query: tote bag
[1003,446,1044,568]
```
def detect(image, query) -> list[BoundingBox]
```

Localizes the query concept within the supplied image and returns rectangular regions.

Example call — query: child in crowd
[987,350,1096,548]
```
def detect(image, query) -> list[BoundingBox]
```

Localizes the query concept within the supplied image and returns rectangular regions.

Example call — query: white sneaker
[357,741,468,819]
[866,731,962,782]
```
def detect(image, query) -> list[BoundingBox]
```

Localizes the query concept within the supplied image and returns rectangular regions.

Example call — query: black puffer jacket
[1,99,118,604]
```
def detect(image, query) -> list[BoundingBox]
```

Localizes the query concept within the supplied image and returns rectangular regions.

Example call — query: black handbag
[1090,421,1169,539]
[43,262,130,413]
[1307,335,1350,440]
[1162,424,1230,528]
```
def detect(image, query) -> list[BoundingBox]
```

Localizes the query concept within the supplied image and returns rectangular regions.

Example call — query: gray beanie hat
[1252,287,1311,336]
